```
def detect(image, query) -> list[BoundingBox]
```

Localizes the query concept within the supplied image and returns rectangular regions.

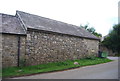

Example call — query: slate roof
[16,11,99,40]
[0,11,99,40]
[0,13,26,35]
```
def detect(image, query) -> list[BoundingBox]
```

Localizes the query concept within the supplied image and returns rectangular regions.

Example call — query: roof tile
[16,11,99,40]
[0,13,26,35]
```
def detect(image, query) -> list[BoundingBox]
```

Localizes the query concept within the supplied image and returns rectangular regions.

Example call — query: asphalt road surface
[13,57,118,79]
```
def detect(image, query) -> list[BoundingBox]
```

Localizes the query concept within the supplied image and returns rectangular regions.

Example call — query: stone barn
[0,11,100,67]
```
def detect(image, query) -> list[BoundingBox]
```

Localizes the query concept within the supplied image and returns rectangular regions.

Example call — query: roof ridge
[0,13,15,17]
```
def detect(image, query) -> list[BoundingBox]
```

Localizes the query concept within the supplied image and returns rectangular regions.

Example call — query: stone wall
[83,39,99,57]
[0,34,2,69]
[25,30,99,66]
[2,30,99,67]
[2,34,26,67]
[99,45,117,56]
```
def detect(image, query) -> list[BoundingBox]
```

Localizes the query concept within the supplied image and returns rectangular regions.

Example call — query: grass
[2,57,112,78]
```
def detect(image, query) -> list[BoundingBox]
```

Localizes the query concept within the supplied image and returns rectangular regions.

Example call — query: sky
[0,0,119,36]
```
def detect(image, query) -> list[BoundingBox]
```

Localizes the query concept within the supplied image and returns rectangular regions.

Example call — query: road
[13,57,118,79]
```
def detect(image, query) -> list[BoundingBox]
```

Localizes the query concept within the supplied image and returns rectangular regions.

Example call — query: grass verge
[2,57,112,78]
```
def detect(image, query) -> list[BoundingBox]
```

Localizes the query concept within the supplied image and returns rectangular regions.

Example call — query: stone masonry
[2,34,26,67]
[2,30,99,67]
[24,30,99,66]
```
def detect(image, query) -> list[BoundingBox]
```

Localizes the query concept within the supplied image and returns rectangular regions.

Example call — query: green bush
[115,54,120,57]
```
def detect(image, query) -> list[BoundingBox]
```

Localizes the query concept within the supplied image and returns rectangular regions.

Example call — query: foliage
[115,54,120,57]
[80,24,102,37]
[101,24,120,54]
[2,57,112,78]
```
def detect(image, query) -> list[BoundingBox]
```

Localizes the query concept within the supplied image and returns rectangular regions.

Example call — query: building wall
[25,30,99,66]
[2,30,99,67]
[0,34,2,69]
[2,34,26,67]
[83,39,99,57]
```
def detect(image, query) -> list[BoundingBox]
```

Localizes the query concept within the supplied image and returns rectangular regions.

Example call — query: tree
[87,27,95,33]
[80,24,102,37]
[101,24,120,54]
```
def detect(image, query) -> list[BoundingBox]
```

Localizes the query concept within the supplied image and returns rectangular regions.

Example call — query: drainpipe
[17,36,21,67]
